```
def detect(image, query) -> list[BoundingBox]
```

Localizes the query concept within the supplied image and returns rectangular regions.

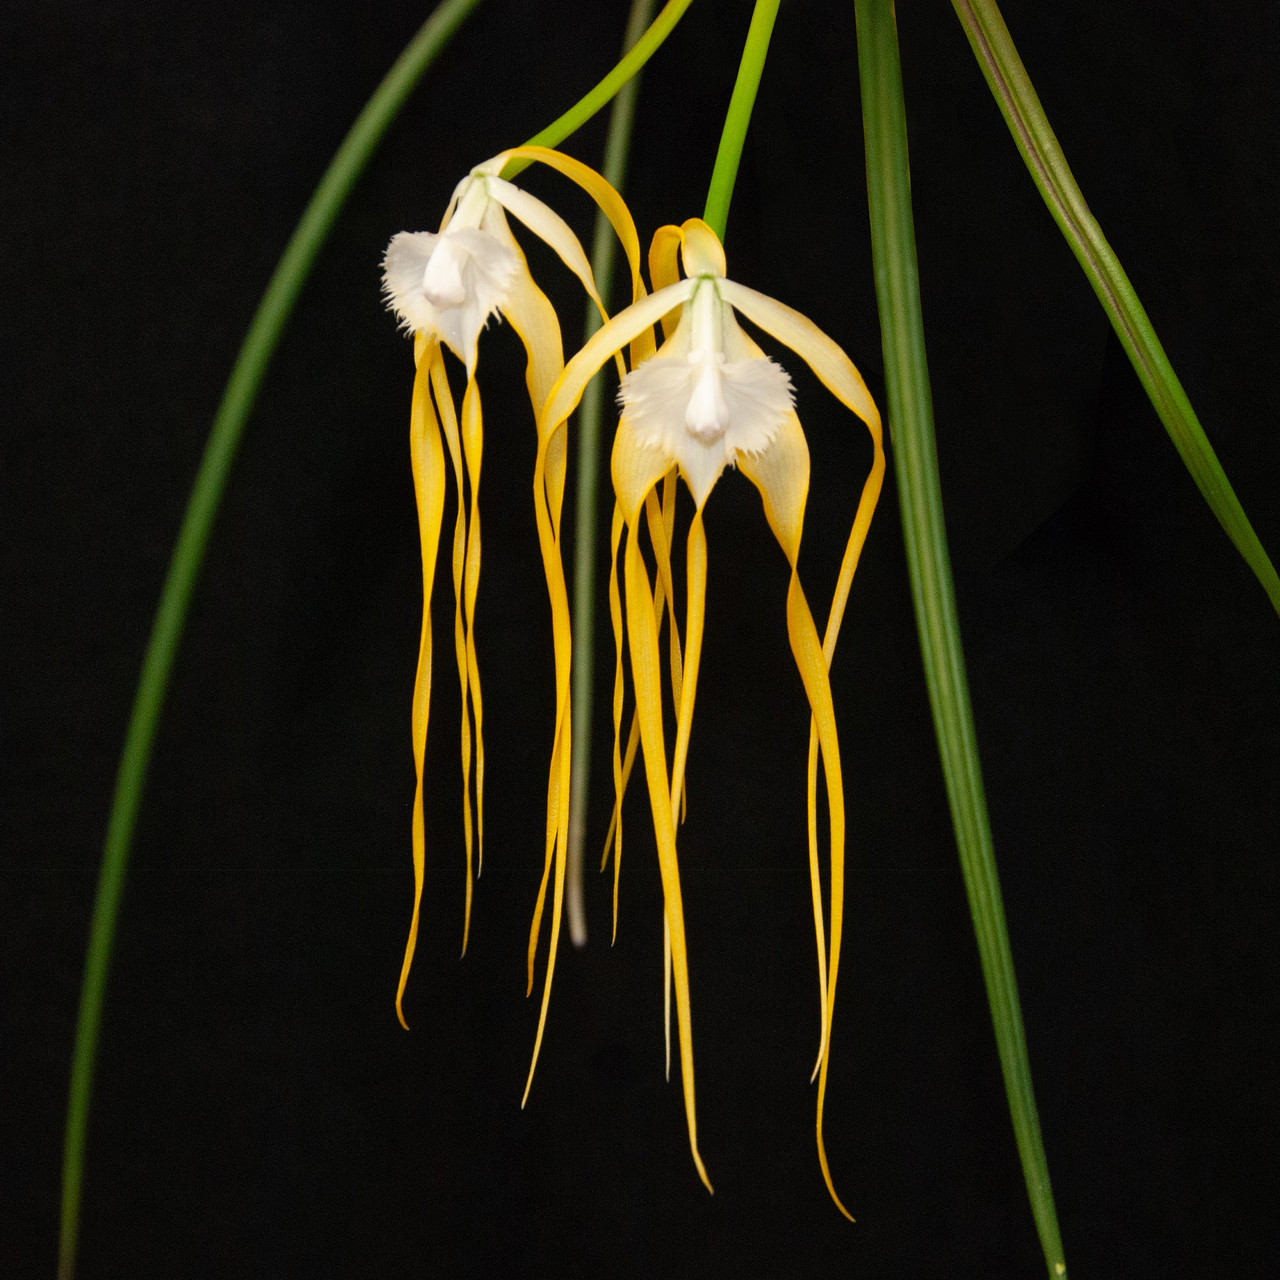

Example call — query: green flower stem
[57,3,483,1276]
[502,0,696,178]
[566,0,659,948]
[853,1,1067,1275]
[953,0,1280,618]
[702,0,782,241]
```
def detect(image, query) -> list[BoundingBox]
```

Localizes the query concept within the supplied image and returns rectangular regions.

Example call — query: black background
[3,0,1279,1275]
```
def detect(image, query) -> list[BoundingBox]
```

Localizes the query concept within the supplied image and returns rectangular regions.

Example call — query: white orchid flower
[535,217,885,1215]
[381,147,643,1032]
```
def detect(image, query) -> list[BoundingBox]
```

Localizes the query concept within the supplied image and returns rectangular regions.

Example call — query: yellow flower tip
[677,217,727,278]
[395,1003,410,1033]
[692,1149,714,1196]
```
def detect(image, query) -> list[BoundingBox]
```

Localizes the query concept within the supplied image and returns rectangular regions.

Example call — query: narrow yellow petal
[603,469,684,882]
[496,260,573,535]
[625,519,712,1194]
[648,224,685,340]
[717,279,882,439]
[523,368,576,1097]
[659,507,708,1089]
[663,907,672,1082]
[612,412,675,526]
[397,342,447,1030]
[787,570,854,1222]
[502,250,575,1032]
[498,256,565,415]
[645,485,684,712]
[545,421,569,544]
[461,378,485,875]
[806,723,829,1083]
[524,711,571,1107]
[487,176,608,323]
[606,503,626,942]
[677,217,727,279]
[527,722,561,995]
[729,302,885,1085]
[804,446,884,1079]
[669,510,706,824]
[539,280,695,450]
[817,445,886,668]
[488,145,645,305]
[429,352,475,954]
[658,471,688,826]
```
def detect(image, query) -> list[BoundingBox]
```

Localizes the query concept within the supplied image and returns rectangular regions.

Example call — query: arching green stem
[952,0,1279,618]
[504,0,697,178]
[854,0,1067,1275]
[56,4,487,1276]
[702,0,782,242]
[566,0,659,948]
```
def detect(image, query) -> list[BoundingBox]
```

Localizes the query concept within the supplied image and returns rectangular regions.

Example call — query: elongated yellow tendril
[624,514,711,1193]
[430,355,475,952]
[461,379,485,875]
[396,339,447,1029]
[785,569,854,1221]
[661,508,707,1089]
[523,406,575,1105]
[607,504,627,941]
[601,472,684,902]
[805,445,886,1079]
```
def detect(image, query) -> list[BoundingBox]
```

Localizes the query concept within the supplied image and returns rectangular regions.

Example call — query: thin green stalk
[702,0,781,241]
[503,0,696,178]
[953,0,1280,619]
[56,4,485,1276]
[853,1,1067,1275]
[566,0,659,949]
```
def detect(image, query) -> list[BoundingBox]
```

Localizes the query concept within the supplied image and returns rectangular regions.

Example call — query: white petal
[383,231,444,334]
[676,432,732,509]
[618,358,699,452]
[617,340,793,509]
[685,355,731,442]
[720,356,794,457]
[381,224,520,372]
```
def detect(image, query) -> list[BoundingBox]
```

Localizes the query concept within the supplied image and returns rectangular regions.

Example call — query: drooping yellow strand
[786,570,853,1222]
[647,224,685,339]
[461,378,485,875]
[523,393,576,1106]
[602,472,685,882]
[806,446,886,1078]
[806,725,829,1083]
[624,515,712,1194]
[429,354,474,953]
[524,709,571,1107]
[396,342,446,1030]
[645,480,686,748]
[606,503,626,942]
[663,907,672,1081]
[670,510,706,830]
[662,509,707,1090]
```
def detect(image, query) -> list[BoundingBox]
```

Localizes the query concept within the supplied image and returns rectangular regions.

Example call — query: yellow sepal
[648,224,685,340]
[461,378,485,874]
[396,340,447,1030]
[624,516,712,1195]
[429,354,475,953]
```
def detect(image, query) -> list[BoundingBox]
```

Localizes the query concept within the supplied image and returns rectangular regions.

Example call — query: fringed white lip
[618,279,794,507]
[381,172,522,374]
[381,217,519,373]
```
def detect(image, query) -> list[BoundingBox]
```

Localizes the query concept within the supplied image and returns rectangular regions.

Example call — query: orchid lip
[422,238,469,308]
[685,353,730,442]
